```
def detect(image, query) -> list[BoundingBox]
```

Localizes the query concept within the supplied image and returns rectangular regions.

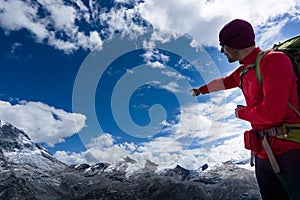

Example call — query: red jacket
[200,47,300,158]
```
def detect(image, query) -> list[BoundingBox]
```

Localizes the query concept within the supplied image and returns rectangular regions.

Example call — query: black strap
[239,64,256,89]
[257,127,284,138]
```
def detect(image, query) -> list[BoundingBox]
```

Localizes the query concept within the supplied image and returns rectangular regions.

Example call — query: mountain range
[0,120,261,200]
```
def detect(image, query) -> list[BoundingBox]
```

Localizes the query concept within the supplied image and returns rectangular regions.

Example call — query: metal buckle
[270,127,277,136]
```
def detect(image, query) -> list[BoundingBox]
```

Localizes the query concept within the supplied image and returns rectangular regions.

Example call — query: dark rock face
[0,121,261,200]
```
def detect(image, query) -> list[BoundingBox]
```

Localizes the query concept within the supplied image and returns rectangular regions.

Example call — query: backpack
[250,36,300,173]
[255,35,300,112]
[254,34,300,143]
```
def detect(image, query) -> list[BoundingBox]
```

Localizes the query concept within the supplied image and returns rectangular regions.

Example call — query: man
[191,19,300,199]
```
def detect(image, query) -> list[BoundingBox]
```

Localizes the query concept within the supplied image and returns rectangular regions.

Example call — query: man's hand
[235,105,245,118]
[190,88,201,96]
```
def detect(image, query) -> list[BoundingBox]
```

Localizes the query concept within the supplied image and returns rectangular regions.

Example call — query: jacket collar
[240,47,261,66]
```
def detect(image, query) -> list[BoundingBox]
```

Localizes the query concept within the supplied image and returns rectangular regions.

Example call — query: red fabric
[200,47,300,158]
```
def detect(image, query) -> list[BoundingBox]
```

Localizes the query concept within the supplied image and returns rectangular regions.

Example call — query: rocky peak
[0,120,261,200]
[0,121,32,152]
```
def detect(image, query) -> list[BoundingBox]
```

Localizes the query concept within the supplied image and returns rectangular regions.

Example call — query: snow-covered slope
[0,121,65,169]
[0,120,67,200]
[0,120,261,200]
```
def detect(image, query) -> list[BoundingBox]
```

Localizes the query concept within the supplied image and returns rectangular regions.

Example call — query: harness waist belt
[257,127,284,138]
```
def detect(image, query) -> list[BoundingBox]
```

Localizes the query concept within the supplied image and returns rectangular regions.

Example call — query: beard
[225,50,239,63]
[226,54,236,63]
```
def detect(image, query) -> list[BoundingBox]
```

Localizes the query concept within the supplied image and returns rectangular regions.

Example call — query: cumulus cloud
[137,0,300,48]
[54,133,136,165]
[1,0,299,52]
[55,88,251,171]
[0,100,86,147]
[2,0,299,171]
[0,0,103,53]
[0,0,48,40]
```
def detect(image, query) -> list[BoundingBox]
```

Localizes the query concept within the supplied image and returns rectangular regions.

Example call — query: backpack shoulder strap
[255,50,270,85]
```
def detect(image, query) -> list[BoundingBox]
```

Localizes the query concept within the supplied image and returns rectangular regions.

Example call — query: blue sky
[1,0,300,170]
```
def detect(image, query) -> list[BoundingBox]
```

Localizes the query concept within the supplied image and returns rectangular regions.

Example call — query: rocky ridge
[0,121,261,200]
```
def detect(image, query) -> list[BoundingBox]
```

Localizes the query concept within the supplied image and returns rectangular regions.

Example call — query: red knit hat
[219,19,255,49]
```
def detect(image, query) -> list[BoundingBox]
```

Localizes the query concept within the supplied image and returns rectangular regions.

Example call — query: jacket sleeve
[237,52,294,125]
[199,67,241,94]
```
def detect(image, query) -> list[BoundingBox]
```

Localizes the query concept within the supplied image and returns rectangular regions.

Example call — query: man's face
[221,45,239,63]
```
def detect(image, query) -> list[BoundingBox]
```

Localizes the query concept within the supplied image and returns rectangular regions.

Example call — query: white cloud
[1,0,299,52]
[54,133,136,165]
[159,81,181,93]
[37,0,77,31]
[72,0,89,12]
[0,100,86,147]
[114,0,130,3]
[255,19,289,49]
[89,31,103,49]
[99,6,148,40]
[0,0,49,40]
[143,47,170,63]
[147,61,165,69]
[53,151,88,165]
[0,0,103,53]
[2,0,299,172]
[54,89,252,171]
[137,0,300,47]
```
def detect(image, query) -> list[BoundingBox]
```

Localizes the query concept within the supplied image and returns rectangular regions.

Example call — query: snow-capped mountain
[0,120,67,200]
[0,120,261,200]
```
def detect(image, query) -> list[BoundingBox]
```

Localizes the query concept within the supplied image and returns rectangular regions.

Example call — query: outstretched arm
[191,66,241,96]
